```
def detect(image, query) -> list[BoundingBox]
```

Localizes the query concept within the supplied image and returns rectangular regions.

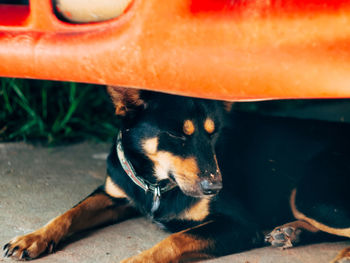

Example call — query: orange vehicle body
[0,0,350,100]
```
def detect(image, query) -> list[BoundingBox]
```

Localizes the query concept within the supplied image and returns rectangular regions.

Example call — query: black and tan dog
[4,87,350,262]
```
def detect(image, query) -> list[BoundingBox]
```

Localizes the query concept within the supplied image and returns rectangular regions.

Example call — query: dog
[3,87,350,262]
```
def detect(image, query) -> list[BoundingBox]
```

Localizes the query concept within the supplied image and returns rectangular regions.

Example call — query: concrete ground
[0,142,349,263]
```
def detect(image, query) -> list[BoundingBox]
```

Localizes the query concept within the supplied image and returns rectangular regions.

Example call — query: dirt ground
[1,142,348,263]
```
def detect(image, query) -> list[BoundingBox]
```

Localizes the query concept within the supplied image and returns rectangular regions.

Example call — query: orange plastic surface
[1,0,350,100]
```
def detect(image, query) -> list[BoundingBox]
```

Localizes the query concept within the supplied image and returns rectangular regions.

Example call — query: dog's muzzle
[200,176,222,195]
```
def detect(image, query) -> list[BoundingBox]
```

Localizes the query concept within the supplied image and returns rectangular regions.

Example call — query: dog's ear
[107,86,146,116]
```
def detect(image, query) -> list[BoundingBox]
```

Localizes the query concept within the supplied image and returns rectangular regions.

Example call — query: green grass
[0,78,119,145]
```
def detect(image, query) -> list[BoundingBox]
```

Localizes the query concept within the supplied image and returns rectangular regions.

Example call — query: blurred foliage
[0,78,119,145]
[1,78,348,145]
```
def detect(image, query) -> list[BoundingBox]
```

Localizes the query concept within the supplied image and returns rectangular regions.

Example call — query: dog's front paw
[265,226,301,249]
[3,231,55,260]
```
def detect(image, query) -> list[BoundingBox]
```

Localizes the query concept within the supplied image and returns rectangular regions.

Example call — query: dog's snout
[200,178,222,195]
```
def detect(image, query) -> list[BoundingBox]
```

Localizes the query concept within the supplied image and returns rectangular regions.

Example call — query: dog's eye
[165,132,186,141]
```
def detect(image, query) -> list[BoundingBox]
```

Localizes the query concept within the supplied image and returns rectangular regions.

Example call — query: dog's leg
[332,247,350,263]
[292,179,350,263]
[265,220,320,248]
[121,219,263,263]
[268,150,350,255]
[3,187,137,260]
[266,187,350,249]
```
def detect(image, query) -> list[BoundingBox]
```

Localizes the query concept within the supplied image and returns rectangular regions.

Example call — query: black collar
[116,131,176,212]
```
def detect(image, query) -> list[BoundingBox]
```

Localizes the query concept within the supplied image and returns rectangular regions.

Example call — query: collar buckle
[154,186,161,198]
[151,186,161,213]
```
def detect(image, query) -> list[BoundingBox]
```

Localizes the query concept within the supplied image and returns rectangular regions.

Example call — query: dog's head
[108,86,232,198]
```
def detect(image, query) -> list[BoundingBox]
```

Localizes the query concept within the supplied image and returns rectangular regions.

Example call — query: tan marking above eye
[204,118,215,134]
[183,120,195,135]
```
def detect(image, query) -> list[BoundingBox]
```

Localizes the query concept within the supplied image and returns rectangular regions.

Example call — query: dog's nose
[200,179,222,195]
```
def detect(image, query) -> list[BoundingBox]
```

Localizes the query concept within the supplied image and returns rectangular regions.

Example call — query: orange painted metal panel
[0,0,350,100]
